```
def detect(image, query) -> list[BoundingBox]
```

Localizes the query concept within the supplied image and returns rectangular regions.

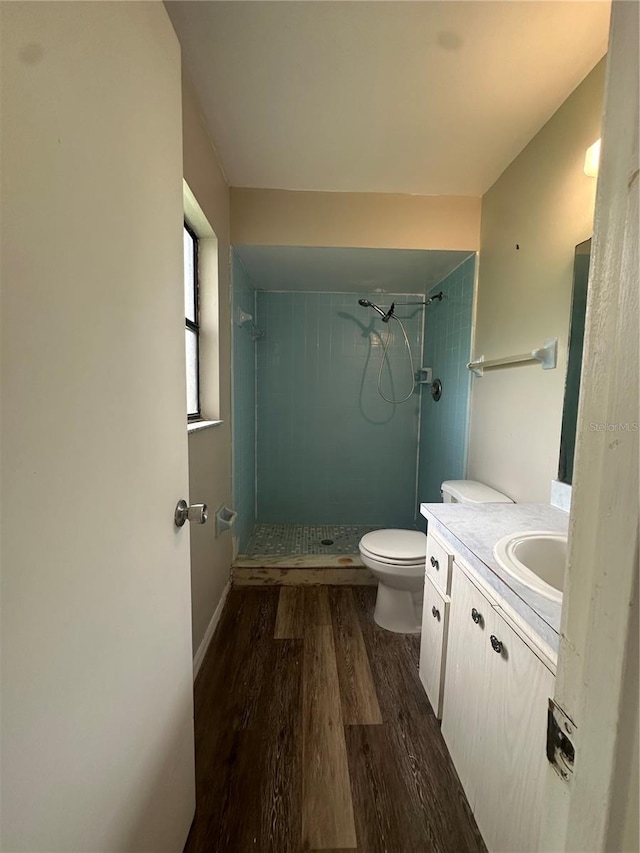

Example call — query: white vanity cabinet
[419,531,453,718]
[441,563,555,853]
[419,575,449,718]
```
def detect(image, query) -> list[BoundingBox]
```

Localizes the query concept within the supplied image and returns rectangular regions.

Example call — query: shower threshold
[233,523,379,586]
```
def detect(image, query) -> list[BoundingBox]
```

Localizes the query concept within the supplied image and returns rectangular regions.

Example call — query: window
[183,180,221,429]
[183,221,200,420]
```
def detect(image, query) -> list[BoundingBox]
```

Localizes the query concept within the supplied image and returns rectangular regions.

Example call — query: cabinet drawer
[419,575,449,719]
[426,532,453,595]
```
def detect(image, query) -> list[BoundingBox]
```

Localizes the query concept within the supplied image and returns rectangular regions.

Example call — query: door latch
[546,698,576,780]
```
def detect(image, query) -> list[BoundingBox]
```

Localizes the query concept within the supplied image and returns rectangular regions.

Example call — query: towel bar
[468,338,557,377]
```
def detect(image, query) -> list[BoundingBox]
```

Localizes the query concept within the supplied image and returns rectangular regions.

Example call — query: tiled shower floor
[245,524,377,556]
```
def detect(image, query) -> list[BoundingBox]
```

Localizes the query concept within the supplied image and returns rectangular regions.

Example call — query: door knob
[471,607,482,624]
[431,605,440,621]
[430,555,439,570]
[490,635,503,654]
[174,500,208,527]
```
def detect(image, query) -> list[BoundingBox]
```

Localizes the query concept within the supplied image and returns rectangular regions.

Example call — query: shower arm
[358,292,443,324]
[393,292,444,307]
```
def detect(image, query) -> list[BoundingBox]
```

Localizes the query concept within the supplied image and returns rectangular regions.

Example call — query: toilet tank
[441,479,513,505]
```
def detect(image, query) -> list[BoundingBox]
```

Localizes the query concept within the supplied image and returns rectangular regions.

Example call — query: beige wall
[468,60,606,503]
[182,72,234,656]
[231,188,481,250]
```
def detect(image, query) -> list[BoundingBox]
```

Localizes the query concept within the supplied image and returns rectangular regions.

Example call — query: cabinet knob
[430,556,439,570]
[490,635,503,654]
[431,605,440,621]
[471,607,482,624]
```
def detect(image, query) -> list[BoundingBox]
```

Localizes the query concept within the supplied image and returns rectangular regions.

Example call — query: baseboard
[193,579,231,681]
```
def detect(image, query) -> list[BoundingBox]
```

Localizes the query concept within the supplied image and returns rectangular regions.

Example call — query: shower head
[358,298,388,320]
[426,291,444,305]
[358,298,395,321]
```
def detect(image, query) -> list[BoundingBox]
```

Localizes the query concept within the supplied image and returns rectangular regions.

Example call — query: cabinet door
[441,565,494,808]
[476,611,555,853]
[419,575,449,719]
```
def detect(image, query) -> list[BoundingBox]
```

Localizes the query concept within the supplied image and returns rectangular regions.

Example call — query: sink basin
[493,531,567,604]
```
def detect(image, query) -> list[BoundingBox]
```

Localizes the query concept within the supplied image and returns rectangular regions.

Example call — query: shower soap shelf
[236,308,264,340]
[415,367,433,385]
[468,338,557,377]
[215,505,237,537]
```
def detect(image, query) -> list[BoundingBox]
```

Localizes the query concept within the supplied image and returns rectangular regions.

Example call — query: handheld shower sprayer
[357,298,395,322]
[357,297,413,403]
[358,298,386,320]
[357,291,444,404]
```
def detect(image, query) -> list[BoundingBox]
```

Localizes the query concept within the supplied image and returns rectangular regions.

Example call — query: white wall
[181,71,234,657]
[1,3,195,849]
[468,60,605,503]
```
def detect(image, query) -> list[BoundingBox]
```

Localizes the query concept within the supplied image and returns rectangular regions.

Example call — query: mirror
[558,238,591,485]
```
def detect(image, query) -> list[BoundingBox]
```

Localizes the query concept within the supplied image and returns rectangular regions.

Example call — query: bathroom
[211,3,634,847]
[187,3,635,850]
[2,3,637,853]
[202,9,635,849]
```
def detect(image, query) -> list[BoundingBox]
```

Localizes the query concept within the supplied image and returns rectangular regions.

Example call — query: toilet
[360,479,513,634]
[440,479,514,506]
[359,528,427,633]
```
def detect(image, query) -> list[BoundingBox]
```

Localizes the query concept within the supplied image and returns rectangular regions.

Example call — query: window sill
[188,419,223,434]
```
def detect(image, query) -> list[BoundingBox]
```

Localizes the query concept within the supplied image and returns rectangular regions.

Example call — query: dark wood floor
[184,586,486,853]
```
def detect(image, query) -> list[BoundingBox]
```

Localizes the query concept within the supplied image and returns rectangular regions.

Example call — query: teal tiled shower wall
[256,292,424,527]
[418,255,476,507]
[231,253,256,551]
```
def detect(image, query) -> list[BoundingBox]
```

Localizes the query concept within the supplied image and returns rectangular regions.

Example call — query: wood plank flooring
[184,586,486,853]
[275,587,306,638]
[302,623,356,849]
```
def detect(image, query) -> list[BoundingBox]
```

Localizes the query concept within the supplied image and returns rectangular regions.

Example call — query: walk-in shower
[231,245,475,561]
[357,291,444,404]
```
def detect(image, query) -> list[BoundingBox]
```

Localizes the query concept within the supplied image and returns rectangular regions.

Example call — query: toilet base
[373,583,423,634]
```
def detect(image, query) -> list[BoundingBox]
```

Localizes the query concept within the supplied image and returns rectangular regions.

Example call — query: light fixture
[584,139,601,177]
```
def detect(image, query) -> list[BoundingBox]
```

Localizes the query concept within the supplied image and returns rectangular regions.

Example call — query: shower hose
[377,315,415,404]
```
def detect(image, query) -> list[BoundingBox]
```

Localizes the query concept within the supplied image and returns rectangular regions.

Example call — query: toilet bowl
[359,529,427,634]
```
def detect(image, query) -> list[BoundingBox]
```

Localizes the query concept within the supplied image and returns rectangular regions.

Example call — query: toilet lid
[359,529,427,562]
[359,544,426,567]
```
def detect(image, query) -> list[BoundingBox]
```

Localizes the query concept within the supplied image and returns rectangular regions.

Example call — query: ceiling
[166,1,609,197]
[234,246,473,293]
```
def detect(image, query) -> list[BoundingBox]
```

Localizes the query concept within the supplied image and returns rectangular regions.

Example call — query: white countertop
[420,502,569,654]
